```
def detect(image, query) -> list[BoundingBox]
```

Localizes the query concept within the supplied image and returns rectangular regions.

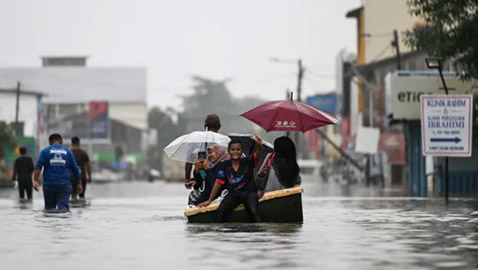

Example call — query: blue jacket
[35,144,81,185]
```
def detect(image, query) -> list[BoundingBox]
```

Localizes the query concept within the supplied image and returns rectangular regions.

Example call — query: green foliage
[0,121,17,160]
[405,0,478,78]
[147,76,270,171]
[181,76,266,134]
[147,107,186,171]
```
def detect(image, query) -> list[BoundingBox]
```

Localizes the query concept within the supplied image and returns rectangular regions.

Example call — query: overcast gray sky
[0,0,359,110]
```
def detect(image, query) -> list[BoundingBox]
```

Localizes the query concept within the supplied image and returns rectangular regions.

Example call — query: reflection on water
[0,181,478,270]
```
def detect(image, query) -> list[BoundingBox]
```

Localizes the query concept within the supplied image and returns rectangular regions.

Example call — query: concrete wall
[109,102,147,131]
[362,0,419,64]
[0,67,146,103]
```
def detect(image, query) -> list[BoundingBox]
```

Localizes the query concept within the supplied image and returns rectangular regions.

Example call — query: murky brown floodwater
[0,180,477,270]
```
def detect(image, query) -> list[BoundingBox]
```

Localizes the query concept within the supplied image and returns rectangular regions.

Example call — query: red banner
[379,134,405,165]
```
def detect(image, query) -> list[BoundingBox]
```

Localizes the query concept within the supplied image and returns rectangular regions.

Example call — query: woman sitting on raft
[189,144,230,206]
[258,136,301,195]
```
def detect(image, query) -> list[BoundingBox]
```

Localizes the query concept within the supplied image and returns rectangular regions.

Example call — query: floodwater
[1,180,477,270]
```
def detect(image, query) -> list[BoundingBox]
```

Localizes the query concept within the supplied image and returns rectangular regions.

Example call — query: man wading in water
[33,133,82,211]
[11,146,35,200]
[70,136,91,199]
[198,134,263,222]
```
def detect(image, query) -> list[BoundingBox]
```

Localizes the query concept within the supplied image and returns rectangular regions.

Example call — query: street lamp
[425,57,449,203]
[425,57,449,94]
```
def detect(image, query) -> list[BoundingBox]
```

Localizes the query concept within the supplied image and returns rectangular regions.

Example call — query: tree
[147,107,186,173]
[0,121,16,160]
[181,76,266,134]
[405,0,478,78]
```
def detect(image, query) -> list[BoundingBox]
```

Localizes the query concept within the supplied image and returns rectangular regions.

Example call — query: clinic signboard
[391,74,478,119]
[420,95,473,157]
[89,101,109,141]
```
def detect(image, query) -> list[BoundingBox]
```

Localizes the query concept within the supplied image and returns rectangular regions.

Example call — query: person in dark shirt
[70,136,91,199]
[198,134,263,222]
[11,146,35,199]
[33,133,81,211]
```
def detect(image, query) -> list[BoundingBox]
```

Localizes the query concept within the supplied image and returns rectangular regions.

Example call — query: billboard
[89,101,109,140]
[391,74,478,119]
[306,94,337,113]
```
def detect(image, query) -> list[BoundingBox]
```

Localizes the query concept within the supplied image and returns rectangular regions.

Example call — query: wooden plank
[184,186,303,217]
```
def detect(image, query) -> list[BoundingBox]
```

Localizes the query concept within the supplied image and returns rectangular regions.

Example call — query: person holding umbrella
[184,114,221,189]
[188,144,230,206]
[198,133,263,223]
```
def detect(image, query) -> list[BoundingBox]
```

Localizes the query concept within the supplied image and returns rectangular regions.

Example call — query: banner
[306,94,337,113]
[89,101,109,140]
[378,134,405,165]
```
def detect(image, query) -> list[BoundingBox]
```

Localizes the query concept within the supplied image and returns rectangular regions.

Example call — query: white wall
[0,92,39,137]
[0,67,146,103]
[109,102,147,131]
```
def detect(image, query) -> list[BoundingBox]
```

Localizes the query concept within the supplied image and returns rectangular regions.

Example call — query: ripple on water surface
[0,181,478,270]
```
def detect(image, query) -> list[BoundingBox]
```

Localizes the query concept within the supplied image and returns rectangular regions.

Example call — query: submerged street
[1,180,477,270]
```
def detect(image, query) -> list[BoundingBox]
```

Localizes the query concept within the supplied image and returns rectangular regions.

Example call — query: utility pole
[297,59,304,102]
[15,81,20,123]
[392,29,401,70]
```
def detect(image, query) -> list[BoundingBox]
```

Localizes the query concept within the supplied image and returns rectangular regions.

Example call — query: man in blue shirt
[33,133,82,211]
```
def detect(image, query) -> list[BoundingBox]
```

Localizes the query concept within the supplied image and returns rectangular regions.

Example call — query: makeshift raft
[184,186,303,223]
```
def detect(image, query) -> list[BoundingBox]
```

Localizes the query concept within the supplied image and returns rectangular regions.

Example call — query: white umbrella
[163,131,231,163]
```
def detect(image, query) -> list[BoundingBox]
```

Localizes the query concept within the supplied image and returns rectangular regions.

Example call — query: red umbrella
[240,99,339,132]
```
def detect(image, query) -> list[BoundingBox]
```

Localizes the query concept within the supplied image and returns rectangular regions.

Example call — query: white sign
[391,74,478,119]
[421,95,473,157]
[355,127,380,154]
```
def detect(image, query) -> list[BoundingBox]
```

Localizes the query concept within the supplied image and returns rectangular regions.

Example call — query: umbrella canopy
[163,131,230,163]
[240,99,339,132]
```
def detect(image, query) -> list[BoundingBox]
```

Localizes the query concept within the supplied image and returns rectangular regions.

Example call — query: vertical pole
[392,30,401,70]
[15,81,20,123]
[297,59,303,102]
[367,74,373,185]
[445,156,449,203]
[287,92,293,138]
[438,64,449,203]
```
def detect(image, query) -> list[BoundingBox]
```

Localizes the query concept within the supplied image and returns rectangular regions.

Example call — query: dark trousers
[43,184,72,211]
[71,177,87,199]
[216,192,261,223]
[18,180,32,199]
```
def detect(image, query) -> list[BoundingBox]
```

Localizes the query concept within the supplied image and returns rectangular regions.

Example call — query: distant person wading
[70,136,92,199]
[11,146,35,199]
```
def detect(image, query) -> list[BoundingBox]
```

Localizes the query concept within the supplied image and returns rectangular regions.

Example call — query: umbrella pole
[287,91,293,138]
[205,127,208,152]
